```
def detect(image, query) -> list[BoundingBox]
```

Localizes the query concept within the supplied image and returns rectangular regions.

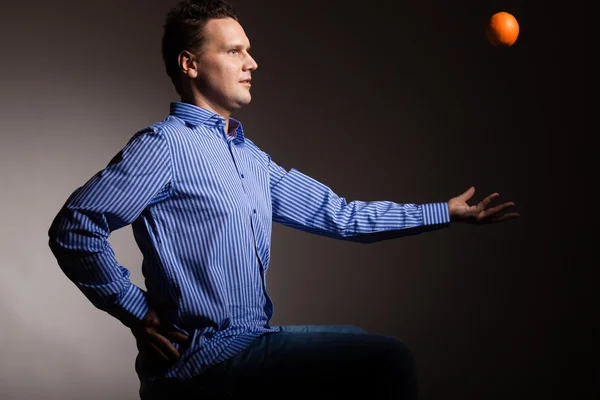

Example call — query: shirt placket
[226,137,272,320]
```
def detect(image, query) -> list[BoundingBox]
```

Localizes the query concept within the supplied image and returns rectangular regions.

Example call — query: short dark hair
[161,0,238,95]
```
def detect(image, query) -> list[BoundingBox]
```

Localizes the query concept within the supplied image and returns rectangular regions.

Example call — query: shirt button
[253,209,257,214]
[240,174,244,178]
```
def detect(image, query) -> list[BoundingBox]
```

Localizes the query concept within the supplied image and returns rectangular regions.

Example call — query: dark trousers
[139,325,418,399]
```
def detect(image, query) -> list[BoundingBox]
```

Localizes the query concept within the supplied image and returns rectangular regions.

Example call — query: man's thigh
[141,328,417,398]
[215,329,417,397]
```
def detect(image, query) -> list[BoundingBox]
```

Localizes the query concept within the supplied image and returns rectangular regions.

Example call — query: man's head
[162,0,258,117]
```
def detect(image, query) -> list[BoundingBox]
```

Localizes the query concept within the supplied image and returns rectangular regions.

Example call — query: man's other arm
[48,127,172,327]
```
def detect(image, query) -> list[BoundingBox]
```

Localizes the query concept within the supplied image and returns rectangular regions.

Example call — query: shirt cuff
[422,202,451,226]
[109,283,150,328]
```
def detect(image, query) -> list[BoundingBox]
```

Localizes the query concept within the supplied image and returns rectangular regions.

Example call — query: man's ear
[178,50,198,79]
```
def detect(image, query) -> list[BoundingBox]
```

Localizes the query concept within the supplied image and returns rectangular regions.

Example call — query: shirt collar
[169,101,245,143]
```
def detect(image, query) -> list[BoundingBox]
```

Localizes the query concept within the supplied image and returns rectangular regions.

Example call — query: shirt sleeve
[47,127,172,327]
[269,159,450,243]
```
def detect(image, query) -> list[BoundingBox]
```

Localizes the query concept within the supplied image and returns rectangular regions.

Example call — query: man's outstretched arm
[268,159,518,243]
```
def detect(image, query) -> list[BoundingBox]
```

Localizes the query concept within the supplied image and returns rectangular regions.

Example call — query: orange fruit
[486,11,519,47]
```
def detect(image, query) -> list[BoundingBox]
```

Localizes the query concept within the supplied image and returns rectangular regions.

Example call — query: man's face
[192,17,257,115]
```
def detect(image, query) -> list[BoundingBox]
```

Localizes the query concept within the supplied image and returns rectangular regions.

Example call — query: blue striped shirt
[48,101,451,380]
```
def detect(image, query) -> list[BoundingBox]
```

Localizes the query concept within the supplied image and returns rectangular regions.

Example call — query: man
[48,0,519,398]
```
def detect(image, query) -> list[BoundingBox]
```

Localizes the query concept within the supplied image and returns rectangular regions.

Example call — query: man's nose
[246,55,258,71]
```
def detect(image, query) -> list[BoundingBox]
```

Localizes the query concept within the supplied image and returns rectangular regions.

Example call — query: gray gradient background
[0,0,585,399]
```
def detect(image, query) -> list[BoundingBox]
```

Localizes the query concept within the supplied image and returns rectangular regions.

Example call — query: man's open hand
[448,186,520,224]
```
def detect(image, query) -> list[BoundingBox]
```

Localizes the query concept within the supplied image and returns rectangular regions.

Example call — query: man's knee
[370,335,416,375]
[362,336,418,398]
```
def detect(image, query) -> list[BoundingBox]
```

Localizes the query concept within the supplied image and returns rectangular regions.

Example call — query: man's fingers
[459,186,476,202]
[151,331,181,361]
[164,330,191,346]
[133,309,191,363]
[488,211,520,223]
[482,201,515,217]
[483,201,515,218]
[478,192,500,210]
[147,341,171,363]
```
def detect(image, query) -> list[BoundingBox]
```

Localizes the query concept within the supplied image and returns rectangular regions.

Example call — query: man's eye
[228,49,238,55]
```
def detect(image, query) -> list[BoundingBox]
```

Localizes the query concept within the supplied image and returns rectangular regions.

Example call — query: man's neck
[180,94,231,120]
[179,95,232,135]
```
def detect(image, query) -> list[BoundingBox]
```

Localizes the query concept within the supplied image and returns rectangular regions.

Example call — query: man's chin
[234,96,252,108]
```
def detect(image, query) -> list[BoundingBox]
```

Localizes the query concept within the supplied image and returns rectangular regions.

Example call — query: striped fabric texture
[48,101,451,379]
